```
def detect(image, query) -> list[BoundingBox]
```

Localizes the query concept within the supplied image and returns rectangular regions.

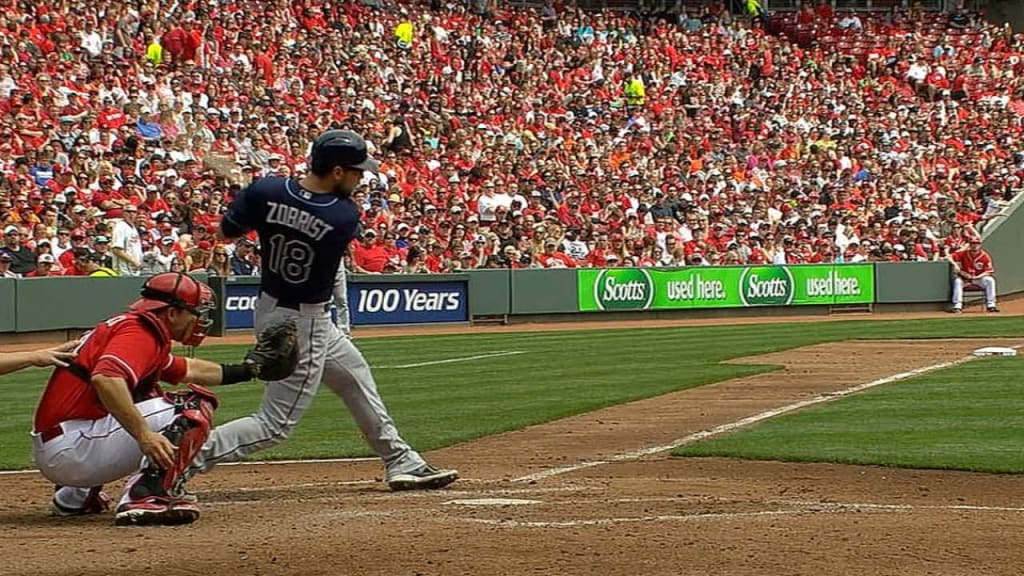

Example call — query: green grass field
[673,355,1024,473]
[2,316,1022,471]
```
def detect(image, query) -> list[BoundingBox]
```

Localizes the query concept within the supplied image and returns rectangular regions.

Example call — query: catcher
[32,272,297,526]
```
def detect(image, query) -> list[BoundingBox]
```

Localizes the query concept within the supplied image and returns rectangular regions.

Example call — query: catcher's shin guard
[125,384,218,501]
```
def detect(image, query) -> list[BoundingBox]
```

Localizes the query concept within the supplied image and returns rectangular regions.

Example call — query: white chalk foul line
[775,500,1024,514]
[456,510,802,528]
[374,350,527,369]
[514,355,978,483]
[449,500,1024,529]
[0,456,379,477]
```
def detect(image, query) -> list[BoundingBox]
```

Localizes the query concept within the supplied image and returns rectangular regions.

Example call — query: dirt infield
[3,317,1024,575]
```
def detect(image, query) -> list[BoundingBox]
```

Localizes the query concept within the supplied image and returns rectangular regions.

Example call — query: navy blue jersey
[222,177,359,304]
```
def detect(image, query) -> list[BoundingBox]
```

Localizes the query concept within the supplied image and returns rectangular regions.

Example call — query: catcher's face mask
[133,273,216,346]
[181,284,216,347]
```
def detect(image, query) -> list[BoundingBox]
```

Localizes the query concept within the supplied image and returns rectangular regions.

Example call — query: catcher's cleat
[114,496,199,526]
[50,486,111,517]
[387,464,459,491]
[168,480,199,504]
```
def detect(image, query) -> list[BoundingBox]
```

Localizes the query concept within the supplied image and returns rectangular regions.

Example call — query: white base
[973,346,1018,357]
[444,498,542,507]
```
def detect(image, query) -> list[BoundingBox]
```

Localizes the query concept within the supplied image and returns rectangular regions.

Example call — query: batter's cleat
[949,307,963,314]
[987,306,1001,313]
[50,486,111,517]
[114,496,200,526]
[387,464,459,491]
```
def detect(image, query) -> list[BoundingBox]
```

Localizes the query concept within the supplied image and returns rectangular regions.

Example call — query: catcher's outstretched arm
[181,356,253,387]
[169,322,299,386]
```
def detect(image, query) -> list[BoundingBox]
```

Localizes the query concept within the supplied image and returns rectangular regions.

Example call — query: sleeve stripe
[98,354,139,385]
[163,354,174,370]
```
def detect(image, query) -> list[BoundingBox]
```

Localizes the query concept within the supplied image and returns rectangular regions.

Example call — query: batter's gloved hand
[243,320,299,381]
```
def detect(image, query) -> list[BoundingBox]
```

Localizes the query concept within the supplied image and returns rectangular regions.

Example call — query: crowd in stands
[0,0,1022,279]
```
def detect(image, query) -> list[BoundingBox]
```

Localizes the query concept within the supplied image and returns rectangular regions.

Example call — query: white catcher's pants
[33,397,178,509]
[187,279,426,478]
[952,276,997,308]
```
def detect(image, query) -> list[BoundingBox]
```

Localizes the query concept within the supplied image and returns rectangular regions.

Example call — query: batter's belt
[260,292,331,314]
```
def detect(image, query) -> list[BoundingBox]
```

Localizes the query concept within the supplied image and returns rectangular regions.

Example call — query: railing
[500,0,948,12]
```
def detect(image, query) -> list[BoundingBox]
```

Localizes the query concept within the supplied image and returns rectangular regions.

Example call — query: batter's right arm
[92,374,176,469]
[220,185,260,240]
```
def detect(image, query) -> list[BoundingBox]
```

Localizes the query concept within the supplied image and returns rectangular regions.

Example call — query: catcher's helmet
[130,272,216,346]
[309,130,380,175]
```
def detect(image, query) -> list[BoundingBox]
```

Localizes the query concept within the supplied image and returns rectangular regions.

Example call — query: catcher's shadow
[0,509,112,527]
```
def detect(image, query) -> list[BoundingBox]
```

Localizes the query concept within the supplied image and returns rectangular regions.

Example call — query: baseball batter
[182,129,458,492]
[31,273,288,525]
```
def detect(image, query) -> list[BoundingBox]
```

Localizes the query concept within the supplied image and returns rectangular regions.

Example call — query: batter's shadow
[198,484,384,504]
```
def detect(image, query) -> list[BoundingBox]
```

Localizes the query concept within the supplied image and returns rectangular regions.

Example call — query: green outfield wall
[0,262,993,337]
[0,279,15,333]
[873,262,952,304]
[979,193,1024,296]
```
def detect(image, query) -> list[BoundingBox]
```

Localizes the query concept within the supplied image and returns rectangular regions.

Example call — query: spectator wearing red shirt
[24,253,62,277]
[192,200,222,231]
[351,229,390,273]
[536,239,577,268]
[95,98,129,131]
[949,237,998,313]
[814,0,834,21]
[424,241,446,273]
[138,185,171,216]
[161,25,189,63]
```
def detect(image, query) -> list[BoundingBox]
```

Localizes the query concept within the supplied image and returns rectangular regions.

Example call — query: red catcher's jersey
[33,312,188,431]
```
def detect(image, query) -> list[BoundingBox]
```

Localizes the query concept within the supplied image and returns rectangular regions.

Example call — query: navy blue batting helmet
[309,130,380,175]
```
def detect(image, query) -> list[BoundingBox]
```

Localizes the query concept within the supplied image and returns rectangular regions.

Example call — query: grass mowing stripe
[674,356,1024,473]
[1,316,1020,470]
[515,355,970,483]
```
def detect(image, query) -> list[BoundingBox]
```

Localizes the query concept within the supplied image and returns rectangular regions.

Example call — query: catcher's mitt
[244,320,299,381]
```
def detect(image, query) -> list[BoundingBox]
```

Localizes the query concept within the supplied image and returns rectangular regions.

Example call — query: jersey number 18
[267,234,314,284]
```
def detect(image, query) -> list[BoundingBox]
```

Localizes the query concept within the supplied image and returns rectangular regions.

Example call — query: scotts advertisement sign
[578,265,875,311]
